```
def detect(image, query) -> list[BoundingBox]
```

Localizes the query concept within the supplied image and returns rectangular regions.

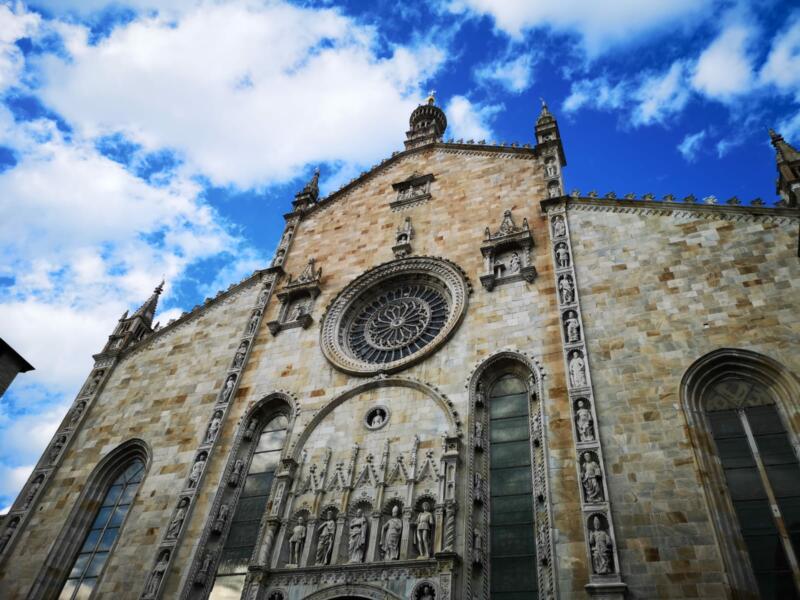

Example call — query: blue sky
[0,0,798,511]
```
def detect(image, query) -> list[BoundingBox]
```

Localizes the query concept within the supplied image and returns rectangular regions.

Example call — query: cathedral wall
[0,281,260,599]
[567,205,800,599]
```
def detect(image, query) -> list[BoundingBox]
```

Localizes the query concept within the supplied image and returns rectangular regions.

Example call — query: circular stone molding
[364,405,389,430]
[321,257,469,375]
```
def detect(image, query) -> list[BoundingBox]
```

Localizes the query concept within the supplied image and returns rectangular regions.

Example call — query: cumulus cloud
[632,61,691,126]
[677,129,707,161]
[446,0,713,56]
[562,76,627,114]
[691,24,756,99]
[475,52,535,93]
[445,95,502,140]
[759,16,800,94]
[0,2,41,93]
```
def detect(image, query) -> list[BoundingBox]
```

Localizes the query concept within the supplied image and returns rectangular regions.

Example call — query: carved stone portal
[479,209,536,290]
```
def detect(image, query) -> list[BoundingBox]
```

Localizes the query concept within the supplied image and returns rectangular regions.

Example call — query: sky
[0,0,798,512]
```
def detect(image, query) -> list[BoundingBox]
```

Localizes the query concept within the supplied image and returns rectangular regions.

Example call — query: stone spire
[770,129,800,207]
[535,98,566,165]
[131,280,164,327]
[96,281,164,357]
[293,168,320,212]
[404,91,447,150]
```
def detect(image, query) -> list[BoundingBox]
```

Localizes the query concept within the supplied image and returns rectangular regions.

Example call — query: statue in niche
[229,459,244,487]
[473,472,484,504]
[508,251,521,274]
[552,216,566,238]
[443,503,456,551]
[221,374,236,403]
[232,341,248,369]
[247,311,260,335]
[565,311,580,342]
[589,516,613,574]
[474,421,483,451]
[417,584,436,600]
[292,301,308,321]
[315,510,336,565]
[188,454,206,489]
[205,411,222,444]
[581,453,604,502]
[288,516,306,564]
[569,351,587,387]
[48,436,66,464]
[145,551,170,597]
[548,182,560,198]
[396,216,413,243]
[380,505,403,560]
[257,287,269,306]
[243,418,258,441]
[475,382,486,407]
[85,372,102,395]
[195,549,215,585]
[0,518,18,553]
[546,160,557,177]
[555,243,570,268]
[166,498,188,539]
[472,528,483,565]
[367,407,387,429]
[68,401,86,428]
[575,400,595,442]
[212,503,229,534]
[559,274,574,304]
[274,248,285,266]
[415,502,435,558]
[348,509,369,563]
[23,475,43,508]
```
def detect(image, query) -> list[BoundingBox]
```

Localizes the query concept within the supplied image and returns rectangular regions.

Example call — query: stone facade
[1,99,799,600]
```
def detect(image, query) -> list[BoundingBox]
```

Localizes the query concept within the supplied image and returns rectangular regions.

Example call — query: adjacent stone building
[1,97,799,600]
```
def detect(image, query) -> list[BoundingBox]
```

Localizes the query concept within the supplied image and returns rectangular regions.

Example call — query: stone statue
[23,476,43,508]
[48,436,66,463]
[417,584,435,600]
[555,243,570,268]
[565,311,580,342]
[0,518,18,553]
[315,510,336,565]
[415,502,435,558]
[212,503,229,534]
[195,549,215,585]
[229,459,244,487]
[232,341,248,369]
[188,454,206,489]
[569,351,587,387]
[575,400,594,441]
[68,401,86,427]
[582,453,604,502]
[247,311,260,334]
[166,499,188,539]
[380,505,403,560]
[292,302,308,320]
[257,288,269,306]
[509,251,521,273]
[274,248,285,266]
[348,509,369,563]
[472,528,483,565]
[369,409,385,428]
[552,216,566,237]
[474,421,483,451]
[473,472,483,504]
[559,275,574,304]
[589,516,613,574]
[221,375,236,403]
[205,412,222,444]
[288,517,307,565]
[145,551,169,597]
[85,374,101,395]
[475,382,485,407]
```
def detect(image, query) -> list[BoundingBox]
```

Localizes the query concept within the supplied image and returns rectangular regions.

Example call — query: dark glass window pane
[225,521,259,549]
[491,467,532,497]
[714,437,754,468]
[723,468,766,501]
[91,507,112,530]
[490,556,537,592]
[490,524,536,556]
[256,430,287,452]
[123,461,144,483]
[68,554,91,578]
[765,464,800,498]
[209,574,247,600]
[119,483,137,504]
[491,441,531,469]
[102,485,123,507]
[490,417,529,443]
[217,546,251,575]
[489,394,528,420]
[733,500,778,535]
[80,530,101,553]
[743,534,791,572]
[754,434,796,466]
[97,528,119,551]
[108,506,128,527]
[491,495,534,526]
[242,472,273,498]
[491,376,527,397]
[84,552,108,577]
[249,450,280,474]
[232,496,268,524]
[755,572,800,600]
[745,405,784,435]
[708,410,744,438]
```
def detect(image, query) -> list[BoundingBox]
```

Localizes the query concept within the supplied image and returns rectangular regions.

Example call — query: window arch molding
[28,438,151,599]
[180,391,296,600]
[681,348,800,598]
[464,350,556,600]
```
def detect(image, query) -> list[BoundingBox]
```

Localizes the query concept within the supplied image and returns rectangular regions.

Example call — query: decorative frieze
[390,172,434,211]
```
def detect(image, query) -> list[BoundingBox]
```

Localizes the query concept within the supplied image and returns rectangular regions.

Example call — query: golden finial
[426,89,436,105]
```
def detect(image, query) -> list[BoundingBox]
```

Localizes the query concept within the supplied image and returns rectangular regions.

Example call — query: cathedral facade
[1,98,799,600]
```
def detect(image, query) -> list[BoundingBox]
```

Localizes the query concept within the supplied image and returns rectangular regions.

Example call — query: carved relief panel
[479,210,536,291]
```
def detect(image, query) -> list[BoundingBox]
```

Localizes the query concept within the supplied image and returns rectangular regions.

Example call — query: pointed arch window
[209,414,288,599]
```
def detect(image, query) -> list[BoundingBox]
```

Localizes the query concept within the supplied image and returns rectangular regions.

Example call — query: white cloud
[475,52,535,93]
[0,2,41,93]
[445,95,502,141]
[633,61,691,126]
[777,111,800,145]
[446,0,713,56]
[760,17,800,94]
[562,76,627,114]
[691,24,756,99]
[33,2,445,189]
[677,129,707,161]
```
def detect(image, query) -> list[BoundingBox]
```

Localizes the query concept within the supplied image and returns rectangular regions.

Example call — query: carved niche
[390,172,434,211]
[479,210,536,291]
[392,217,414,258]
[267,258,322,335]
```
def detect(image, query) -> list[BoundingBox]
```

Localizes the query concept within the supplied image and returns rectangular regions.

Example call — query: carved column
[400,507,413,559]
[542,198,627,599]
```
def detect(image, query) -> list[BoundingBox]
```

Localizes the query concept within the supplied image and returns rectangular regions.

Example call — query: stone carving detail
[211,503,229,534]
[204,410,223,444]
[442,503,456,552]
[554,242,570,268]
[348,509,369,563]
[166,498,189,539]
[393,216,414,258]
[229,459,244,487]
[194,549,216,586]
[220,374,237,403]
[558,274,575,305]
[564,310,581,343]
[247,310,261,335]
[474,421,483,451]
[415,501,435,558]
[144,550,170,598]
[320,257,469,375]
[568,350,587,388]
[575,399,595,442]
[82,370,104,396]
[48,435,66,464]
[243,418,258,441]
[413,582,437,600]
[23,474,44,508]
[0,517,19,553]
[315,510,337,565]
[267,258,322,335]
[589,514,615,574]
[232,341,248,369]
[68,401,86,428]
[479,209,536,290]
[581,451,604,503]
[288,516,307,565]
[390,172,434,211]
[187,453,207,489]
[380,505,403,560]
[364,406,388,430]
[473,472,484,504]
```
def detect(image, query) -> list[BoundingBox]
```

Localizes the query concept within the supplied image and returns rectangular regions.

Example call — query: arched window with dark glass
[209,414,288,598]
[487,374,537,599]
[58,460,145,599]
